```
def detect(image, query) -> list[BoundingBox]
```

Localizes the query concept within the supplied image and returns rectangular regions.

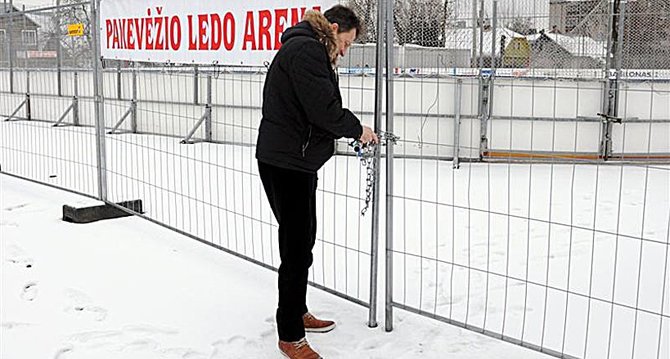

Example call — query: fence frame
[0,1,668,359]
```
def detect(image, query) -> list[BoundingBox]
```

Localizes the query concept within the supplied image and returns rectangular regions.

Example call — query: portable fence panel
[0,4,99,198]
[0,0,383,310]
[388,101,670,359]
[102,58,376,306]
[488,78,604,159]
[612,80,670,159]
[607,0,670,161]
[386,2,670,359]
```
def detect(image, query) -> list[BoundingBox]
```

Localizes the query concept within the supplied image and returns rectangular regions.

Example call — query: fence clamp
[349,131,399,159]
[381,131,400,145]
[597,112,622,124]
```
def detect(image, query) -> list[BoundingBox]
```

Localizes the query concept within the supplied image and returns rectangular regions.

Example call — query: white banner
[100,0,337,65]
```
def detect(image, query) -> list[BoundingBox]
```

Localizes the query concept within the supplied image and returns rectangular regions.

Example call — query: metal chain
[361,155,375,216]
[349,132,399,216]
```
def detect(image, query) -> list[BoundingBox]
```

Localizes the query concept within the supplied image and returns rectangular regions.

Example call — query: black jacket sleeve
[289,41,363,140]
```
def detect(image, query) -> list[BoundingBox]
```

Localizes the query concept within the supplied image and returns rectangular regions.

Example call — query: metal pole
[612,1,626,117]
[131,62,137,133]
[8,0,13,94]
[205,74,212,142]
[491,1,498,72]
[25,70,30,120]
[368,0,386,329]
[477,0,488,158]
[488,0,498,126]
[453,79,463,169]
[384,0,395,333]
[602,0,615,107]
[56,0,62,96]
[478,0,485,69]
[193,65,199,104]
[73,71,79,126]
[600,0,615,157]
[600,0,626,160]
[91,0,108,201]
[471,0,477,67]
[21,4,25,69]
[116,61,122,99]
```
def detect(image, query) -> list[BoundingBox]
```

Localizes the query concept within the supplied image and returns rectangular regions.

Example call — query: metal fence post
[193,65,199,104]
[600,0,627,160]
[7,0,14,94]
[91,0,107,201]
[205,74,212,141]
[486,0,498,153]
[471,0,478,67]
[491,0,498,74]
[453,79,463,169]
[73,71,79,126]
[21,4,26,69]
[384,0,395,333]
[25,70,31,120]
[368,0,386,330]
[56,0,62,96]
[131,62,137,133]
[477,0,489,159]
[116,61,122,100]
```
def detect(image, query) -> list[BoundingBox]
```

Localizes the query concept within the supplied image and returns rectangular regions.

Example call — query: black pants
[258,161,317,342]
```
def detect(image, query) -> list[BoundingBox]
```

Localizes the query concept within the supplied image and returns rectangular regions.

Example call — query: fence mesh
[386,2,669,359]
[1,1,669,359]
[620,0,670,69]
[0,3,97,197]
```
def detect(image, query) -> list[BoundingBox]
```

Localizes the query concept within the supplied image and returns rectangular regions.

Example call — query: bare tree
[51,0,92,67]
[348,0,451,47]
[394,0,451,47]
[347,0,377,43]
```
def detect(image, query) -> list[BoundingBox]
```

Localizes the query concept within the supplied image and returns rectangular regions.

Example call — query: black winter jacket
[255,21,363,173]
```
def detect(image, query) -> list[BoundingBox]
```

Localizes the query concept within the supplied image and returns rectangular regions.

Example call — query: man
[255,5,378,359]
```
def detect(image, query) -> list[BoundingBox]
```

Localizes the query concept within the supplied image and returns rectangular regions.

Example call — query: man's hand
[359,125,379,145]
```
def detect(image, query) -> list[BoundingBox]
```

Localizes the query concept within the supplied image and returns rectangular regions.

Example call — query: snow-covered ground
[2,118,669,358]
[1,173,554,359]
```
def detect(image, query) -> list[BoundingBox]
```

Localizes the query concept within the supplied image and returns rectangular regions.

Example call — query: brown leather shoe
[303,312,336,333]
[278,338,322,359]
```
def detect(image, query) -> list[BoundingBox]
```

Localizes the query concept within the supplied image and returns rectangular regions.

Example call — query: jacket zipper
[301,126,312,157]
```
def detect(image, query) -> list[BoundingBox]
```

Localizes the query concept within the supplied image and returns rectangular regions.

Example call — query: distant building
[503,38,532,68]
[342,43,471,69]
[528,31,605,68]
[0,5,41,66]
[0,5,61,67]
[444,27,525,67]
[549,0,601,34]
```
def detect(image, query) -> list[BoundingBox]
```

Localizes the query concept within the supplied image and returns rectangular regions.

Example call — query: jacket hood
[281,10,338,64]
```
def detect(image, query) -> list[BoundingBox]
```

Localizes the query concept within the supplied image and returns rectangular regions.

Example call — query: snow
[1,116,669,358]
[389,159,670,358]
[527,33,606,59]
[444,28,525,56]
[1,173,551,359]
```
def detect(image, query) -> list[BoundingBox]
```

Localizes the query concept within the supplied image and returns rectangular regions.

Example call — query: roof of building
[528,32,607,58]
[2,5,41,28]
[444,27,525,56]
